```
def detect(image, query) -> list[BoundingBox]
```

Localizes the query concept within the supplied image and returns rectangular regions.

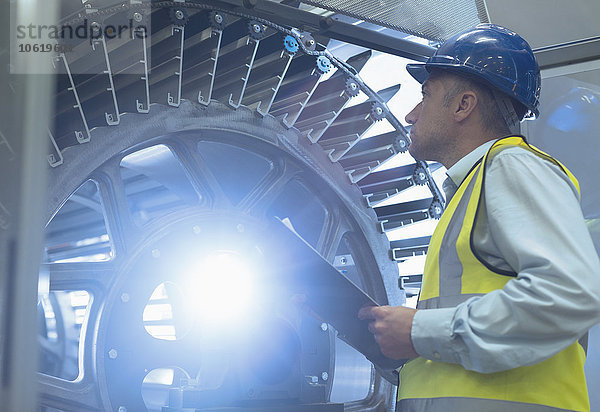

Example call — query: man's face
[405,74,455,163]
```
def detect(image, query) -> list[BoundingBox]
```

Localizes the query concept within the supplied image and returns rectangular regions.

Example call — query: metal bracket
[168,26,185,107]
[52,54,91,144]
[47,130,64,168]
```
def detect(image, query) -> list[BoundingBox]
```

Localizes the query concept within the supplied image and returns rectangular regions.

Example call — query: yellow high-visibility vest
[397,136,588,412]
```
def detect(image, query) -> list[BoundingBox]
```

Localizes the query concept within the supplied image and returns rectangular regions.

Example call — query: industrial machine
[1,0,599,411]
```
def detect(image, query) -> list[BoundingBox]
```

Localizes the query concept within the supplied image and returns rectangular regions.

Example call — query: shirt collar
[446,139,498,187]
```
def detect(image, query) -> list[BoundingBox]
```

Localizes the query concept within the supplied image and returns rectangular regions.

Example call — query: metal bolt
[214,14,223,24]
[133,12,143,22]
[175,10,184,20]
[306,375,318,384]
[321,372,329,381]
[151,249,160,258]
[375,107,383,115]
[349,82,357,90]
[118,407,127,412]
[120,293,130,303]
[419,172,426,180]
[340,257,347,265]
[252,24,261,33]
[108,349,118,359]
[320,322,328,331]
[91,23,101,36]
[193,225,201,234]
[236,224,244,232]
[307,39,315,46]
[399,140,407,147]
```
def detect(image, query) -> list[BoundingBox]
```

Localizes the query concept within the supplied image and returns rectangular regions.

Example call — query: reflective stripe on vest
[397,136,589,412]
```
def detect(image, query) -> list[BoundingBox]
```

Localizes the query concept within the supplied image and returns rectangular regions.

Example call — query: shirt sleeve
[410,148,600,373]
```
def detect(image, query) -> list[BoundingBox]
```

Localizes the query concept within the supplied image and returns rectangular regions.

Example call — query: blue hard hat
[406,24,541,119]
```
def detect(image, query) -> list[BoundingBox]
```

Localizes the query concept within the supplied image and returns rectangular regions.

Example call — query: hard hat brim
[406,64,429,84]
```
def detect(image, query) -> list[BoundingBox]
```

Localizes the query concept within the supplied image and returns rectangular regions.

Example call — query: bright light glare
[187,252,257,323]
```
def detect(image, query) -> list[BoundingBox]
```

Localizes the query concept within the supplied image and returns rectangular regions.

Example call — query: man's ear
[454,91,478,122]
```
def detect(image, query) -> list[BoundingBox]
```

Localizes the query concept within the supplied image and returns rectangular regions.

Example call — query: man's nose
[405,102,421,125]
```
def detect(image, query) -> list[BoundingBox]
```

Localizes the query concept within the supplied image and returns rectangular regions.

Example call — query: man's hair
[430,69,516,135]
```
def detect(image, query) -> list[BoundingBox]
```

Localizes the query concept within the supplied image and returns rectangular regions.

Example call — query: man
[358,24,600,411]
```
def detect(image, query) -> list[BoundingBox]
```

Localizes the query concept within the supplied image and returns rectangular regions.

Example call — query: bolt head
[175,10,184,20]
[133,12,143,22]
[91,22,101,35]
[320,322,328,331]
[321,372,329,381]
[252,24,261,33]
[214,14,223,24]
[118,407,127,412]
[307,375,318,384]
[376,107,383,115]
[108,349,118,359]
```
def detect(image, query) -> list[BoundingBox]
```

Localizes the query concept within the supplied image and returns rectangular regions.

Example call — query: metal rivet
[214,14,223,24]
[109,349,118,359]
[340,257,347,265]
[320,322,328,331]
[152,249,160,258]
[120,293,130,303]
[321,372,329,381]
[175,10,184,20]
[118,407,127,412]
[252,24,261,33]
[133,12,143,22]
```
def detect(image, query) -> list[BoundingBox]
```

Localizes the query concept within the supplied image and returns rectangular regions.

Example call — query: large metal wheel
[40,101,400,411]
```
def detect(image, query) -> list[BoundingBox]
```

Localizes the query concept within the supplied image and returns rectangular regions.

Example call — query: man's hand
[358,305,419,360]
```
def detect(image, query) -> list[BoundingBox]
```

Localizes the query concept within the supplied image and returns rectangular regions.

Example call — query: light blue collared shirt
[411,139,600,373]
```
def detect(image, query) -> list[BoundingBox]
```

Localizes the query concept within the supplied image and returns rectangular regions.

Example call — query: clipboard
[266,218,406,375]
